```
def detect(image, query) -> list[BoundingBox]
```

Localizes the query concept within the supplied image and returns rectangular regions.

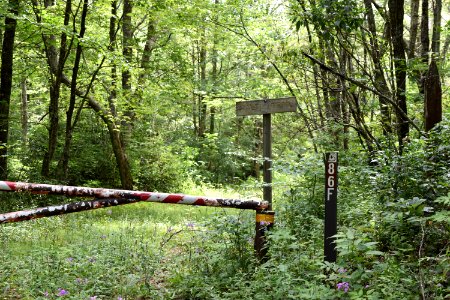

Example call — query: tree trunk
[140,18,157,80]
[122,0,133,93]
[108,0,133,189]
[210,39,217,134]
[40,0,70,177]
[57,0,88,180]
[424,60,442,131]
[209,0,219,134]
[421,0,430,64]
[198,33,207,137]
[108,123,134,189]
[0,0,19,179]
[83,90,134,189]
[388,0,409,152]
[431,0,442,55]
[41,86,60,177]
[299,0,324,130]
[364,0,392,135]
[108,1,118,117]
[20,78,28,145]
[409,0,420,58]
[121,0,134,146]
[341,54,351,151]
[191,45,198,135]
[325,45,342,149]
[443,34,450,62]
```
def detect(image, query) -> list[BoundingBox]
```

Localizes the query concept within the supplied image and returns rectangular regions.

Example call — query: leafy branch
[301,51,424,135]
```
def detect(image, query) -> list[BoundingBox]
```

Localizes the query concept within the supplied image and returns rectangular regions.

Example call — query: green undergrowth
[0,202,223,299]
[1,135,450,299]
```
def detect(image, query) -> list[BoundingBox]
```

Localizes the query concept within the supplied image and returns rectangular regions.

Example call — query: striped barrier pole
[0,198,137,223]
[0,181,268,224]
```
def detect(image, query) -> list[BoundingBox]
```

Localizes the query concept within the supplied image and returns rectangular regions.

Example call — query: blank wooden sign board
[236,97,297,260]
[236,97,297,116]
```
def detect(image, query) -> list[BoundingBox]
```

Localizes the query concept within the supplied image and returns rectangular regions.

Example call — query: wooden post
[263,113,272,209]
[324,152,338,262]
[254,210,274,261]
[236,97,297,260]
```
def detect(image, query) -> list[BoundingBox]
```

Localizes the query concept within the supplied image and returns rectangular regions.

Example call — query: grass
[0,198,251,299]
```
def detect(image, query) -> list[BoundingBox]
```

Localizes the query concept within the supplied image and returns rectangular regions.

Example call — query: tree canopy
[0,0,449,298]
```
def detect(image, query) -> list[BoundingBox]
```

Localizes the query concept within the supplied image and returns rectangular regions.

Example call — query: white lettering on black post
[326,155,336,201]
[324,152,338,263]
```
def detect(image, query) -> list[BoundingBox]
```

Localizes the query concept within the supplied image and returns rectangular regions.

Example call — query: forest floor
[0,199,242,299]
[1,168,448,299]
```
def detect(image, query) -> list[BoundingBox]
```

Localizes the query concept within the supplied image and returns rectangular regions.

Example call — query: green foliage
[275,153,324,244]
[193,133,253,184]
[292,0,364,40]
[431,193,450,224]
[0,203,212,299]
[335,228,383,267]
[1,139,449,299]
[366,120,450,259]
[131,137,192,193]
[1,0,449,299]
[163,211,256,299]
[169,212,336,300]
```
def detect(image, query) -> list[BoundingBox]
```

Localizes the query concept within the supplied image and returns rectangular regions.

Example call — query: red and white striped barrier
[0,181,268,223]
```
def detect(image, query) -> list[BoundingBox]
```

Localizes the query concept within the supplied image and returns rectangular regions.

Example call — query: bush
[131,137,191,193]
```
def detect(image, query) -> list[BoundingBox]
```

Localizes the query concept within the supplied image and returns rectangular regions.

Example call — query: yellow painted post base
[254,211,275,261]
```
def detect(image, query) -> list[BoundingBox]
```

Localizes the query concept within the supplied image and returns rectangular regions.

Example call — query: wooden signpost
[236,97,297,116]
[324,152,338,262]
[236,96,297,260]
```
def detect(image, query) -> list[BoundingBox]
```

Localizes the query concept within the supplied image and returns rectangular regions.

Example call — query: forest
[0,0,449,299]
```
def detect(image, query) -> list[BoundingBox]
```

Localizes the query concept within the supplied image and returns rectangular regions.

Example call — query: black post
[324,152,338,262]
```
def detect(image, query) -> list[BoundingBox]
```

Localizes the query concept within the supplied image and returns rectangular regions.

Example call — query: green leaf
[346,229,355,240]
[365,250,384,256]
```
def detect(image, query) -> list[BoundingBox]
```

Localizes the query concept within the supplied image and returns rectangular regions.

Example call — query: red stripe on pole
[193,198,205,206]
[6,181,16,190]
[135,193,151,201]
[0,181,269,219]
[162,194,184,203]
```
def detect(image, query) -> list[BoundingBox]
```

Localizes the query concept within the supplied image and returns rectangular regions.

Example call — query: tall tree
[0,0,19,179]
[122,0,133,93]
[408,0,420,58]
[56,0,89,180]
[424,0,443,131]
[198,30,207,137]
[210,0,220,134]
[431,0,442,56]
[420,0,430,74]
[424,59,442,131]
[37,0,72,177]
[388,0,409,152]
[419,0,443,131]
[364,0,392,136]
[20,78,28,145]
[84,0,135,189]
[32,0,135,188]
[121,0,134,145]
[86,0,135,189]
